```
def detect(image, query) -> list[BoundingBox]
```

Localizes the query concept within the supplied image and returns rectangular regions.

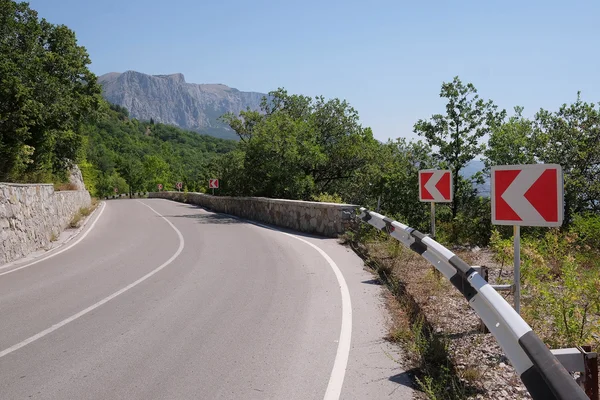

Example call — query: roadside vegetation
[68,199,100,229]
[80,105,235,198]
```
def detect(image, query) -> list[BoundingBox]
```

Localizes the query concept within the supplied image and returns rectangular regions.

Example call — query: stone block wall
[149,191,357,237]
[0,183,91,265]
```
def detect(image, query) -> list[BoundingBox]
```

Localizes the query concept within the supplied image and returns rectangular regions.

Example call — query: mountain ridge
[98,71,266,140]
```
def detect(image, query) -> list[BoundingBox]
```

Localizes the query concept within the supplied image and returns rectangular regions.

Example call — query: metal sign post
[209,179,219,195]
[491,164,564,315]
[514,225,521,314]
[431,202,436,239]
[418,169,452,239]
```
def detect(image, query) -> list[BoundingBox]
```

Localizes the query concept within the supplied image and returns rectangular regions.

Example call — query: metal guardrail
[104,192,148,200]
[357,208,588,400]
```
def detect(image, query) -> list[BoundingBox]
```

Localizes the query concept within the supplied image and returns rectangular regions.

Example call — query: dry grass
[69,201,99,229]
[54,182,79,191]
[349,232,480,399]
[345,225,527,399]
[384,291,413,345]
[461,367,483,384]
[69,211,83,228]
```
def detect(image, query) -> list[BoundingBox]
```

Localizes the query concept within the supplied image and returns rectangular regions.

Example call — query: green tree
[414,76,505,217]
[483,106,536,170]
[207,150,246,195]
[310,95,378,194]
[219,108,263,143]
[241,111,317,198]
[533,93,600,222]
[0,0,102,181]
[117,158,146,196]
[142,154,172,191]
[365,139,435,230]
[221,88,377,200]
[96,171,128,197]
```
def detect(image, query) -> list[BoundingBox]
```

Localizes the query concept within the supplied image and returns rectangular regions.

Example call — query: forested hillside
[98,71,265,140]
[80,104,236,198]
[0,1,236,198]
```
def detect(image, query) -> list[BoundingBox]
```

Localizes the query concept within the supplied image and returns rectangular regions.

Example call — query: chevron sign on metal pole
[491,164,564,227]
[419,170,452,202]
[491,163,564,314]
[419,170,452,239]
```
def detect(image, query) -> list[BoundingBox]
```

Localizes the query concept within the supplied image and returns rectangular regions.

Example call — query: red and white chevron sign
[209,179,219,189]
[419,170,452,202]
[492,164,563,227]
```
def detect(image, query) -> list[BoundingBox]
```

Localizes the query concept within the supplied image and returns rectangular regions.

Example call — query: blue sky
[28,0,600,142]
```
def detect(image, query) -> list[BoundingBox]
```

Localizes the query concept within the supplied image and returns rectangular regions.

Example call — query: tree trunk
[452,166,460,219]
[563,193,572,228]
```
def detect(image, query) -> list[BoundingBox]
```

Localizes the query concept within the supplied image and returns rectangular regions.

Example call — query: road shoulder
[298,235,415,400]
[0,200,105,274]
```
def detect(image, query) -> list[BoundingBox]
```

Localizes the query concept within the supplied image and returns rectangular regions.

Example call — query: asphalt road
[0,199,413,400]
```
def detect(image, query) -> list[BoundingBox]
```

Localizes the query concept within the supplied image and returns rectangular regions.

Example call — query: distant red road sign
[157,184,163,190]
[419,170,452,202]
[491,164,563,227]
[209,179,219,189]
[176,182,183,189]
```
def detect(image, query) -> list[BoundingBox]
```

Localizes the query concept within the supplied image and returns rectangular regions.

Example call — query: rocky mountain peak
[153,73,186,84]
[98,71,266,139]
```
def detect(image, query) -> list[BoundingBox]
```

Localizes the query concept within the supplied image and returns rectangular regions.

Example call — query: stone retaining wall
[149,191,357,237]
[0,184,91,265]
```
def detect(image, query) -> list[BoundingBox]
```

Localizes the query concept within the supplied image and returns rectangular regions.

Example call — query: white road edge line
[0,201,108,276]
[0,200,185,359]
[249,220,352,400]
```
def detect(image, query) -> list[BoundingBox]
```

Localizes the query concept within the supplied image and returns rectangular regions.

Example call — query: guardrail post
[551,346,599,400]
[472,265,490,333]
[582,345,599,400]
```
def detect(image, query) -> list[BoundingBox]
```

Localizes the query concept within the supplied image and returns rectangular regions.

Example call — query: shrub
[311,192,343,204]
[54,182,79,191]
[435,197,492,247]
[491,225,600,349]
[492,229,600,349]
[69,211,83,228]
[571,213,600,250]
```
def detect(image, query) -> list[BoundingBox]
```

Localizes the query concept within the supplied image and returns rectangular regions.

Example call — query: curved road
[0,199,412,400]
